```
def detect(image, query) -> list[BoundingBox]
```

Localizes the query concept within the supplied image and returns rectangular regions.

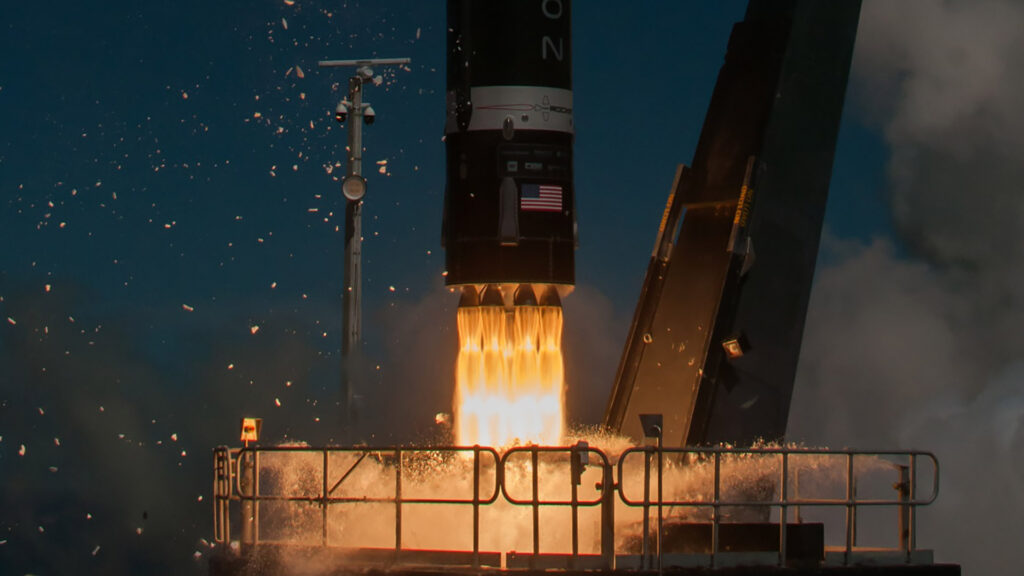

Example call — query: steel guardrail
[212,444,938,569]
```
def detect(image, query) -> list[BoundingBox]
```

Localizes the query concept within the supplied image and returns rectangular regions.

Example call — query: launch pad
[207,1,960,574]
[209,444,957,575]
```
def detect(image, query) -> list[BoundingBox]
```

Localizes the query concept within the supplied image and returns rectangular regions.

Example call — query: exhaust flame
[455,296,564,447]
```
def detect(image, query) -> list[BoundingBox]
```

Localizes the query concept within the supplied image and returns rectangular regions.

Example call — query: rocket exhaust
[454,283,566,447]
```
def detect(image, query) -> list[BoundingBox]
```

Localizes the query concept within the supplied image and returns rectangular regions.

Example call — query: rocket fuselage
[443,0,575,287]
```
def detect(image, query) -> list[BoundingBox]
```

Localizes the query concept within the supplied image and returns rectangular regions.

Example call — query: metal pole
[320,57,411,68]
[320,57,409,440]
[780,452,788,567]
[909,454,918,554]
[845,453,854,565]
[897,464,910,555]
[322,449,329,546]
[239,450,254,554]
[600,461,615,569]
[712,451,720,569]
[642,450,651,569]
[657,436,663,574]
[395,448,402,553]
[571,450,580,565]
[473,447,480,569]
[531,448,540,568]
[342,76,364,440]
[253,450,260,546]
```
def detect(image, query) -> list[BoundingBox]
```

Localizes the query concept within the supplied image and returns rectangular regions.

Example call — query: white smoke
[790,1,1024,573]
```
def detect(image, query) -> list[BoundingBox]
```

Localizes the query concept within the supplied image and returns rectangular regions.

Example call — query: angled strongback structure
[604,0,862,447]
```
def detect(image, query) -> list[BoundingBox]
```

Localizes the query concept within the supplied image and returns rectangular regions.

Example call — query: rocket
[443,0,575,300]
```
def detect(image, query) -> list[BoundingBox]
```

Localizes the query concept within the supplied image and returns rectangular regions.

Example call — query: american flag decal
[520,183,563,212]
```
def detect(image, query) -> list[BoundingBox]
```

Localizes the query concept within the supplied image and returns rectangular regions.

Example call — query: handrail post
[473,446,481,569]
[213,447,231,545]
[642,449,651,569]
[657,438,663,574]
[896,463,910,557]
[600,458,615,569]
[322,449,329,546]
[531,447,540,569]
[395,448,402,554]
[254,450,260,546]
[571,448,580,567]
[909,454,918,555]
[780,451,788,567]
[845,453,854,565]
[239,449,257,555]
[712,451,720,569]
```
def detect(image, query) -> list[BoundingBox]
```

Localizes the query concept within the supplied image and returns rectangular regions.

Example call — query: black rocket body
[443,0,575,287]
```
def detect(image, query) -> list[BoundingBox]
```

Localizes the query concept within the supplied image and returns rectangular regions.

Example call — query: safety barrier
[212,444,938,570]
[616,447,939,569]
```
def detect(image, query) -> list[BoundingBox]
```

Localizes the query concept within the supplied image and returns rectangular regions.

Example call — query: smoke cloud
[790,2,1024,573]
[562,284,628,428]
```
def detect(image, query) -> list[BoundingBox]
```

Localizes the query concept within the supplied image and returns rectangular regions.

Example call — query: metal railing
[215,445,501,566]
[212,444,938,570]
[616,447,939,568]
[498,444,615,568]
